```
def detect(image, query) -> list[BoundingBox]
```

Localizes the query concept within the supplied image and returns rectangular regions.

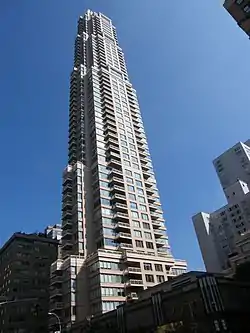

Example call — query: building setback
[193,141,250,273]
[71,271,250,333]
[0,232,59,333]
[49,9,187,330]
[224,0,250,37]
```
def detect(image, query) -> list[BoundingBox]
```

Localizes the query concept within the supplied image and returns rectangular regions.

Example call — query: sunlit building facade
[49,10,187,330]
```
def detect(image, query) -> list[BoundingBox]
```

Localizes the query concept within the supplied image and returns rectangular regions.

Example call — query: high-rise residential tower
[50,10,187,330]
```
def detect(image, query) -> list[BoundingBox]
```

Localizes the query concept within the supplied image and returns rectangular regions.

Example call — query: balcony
[50,276,63,286]
[125,279,143,287]
[110,184,125,195]
[156,239,167,247]
[113,202,128,212]
[61,241,73,250]
[110,176,124,185]
[152,220,161,229]
[50,302,64,311]
[62,210,72,220]
[113,212,129,222]
[62,200,72,210]
[62,230,72,239]
[50,289,62,299]
[118,243,133,250]
[106,143,119,154]
[127,292,138,300]
[107,138,119,147]
[154,230,166,238]
[62,220,72,230]
[107,158,122,168]
[115,232,132,240]
[109,168,123,178]
[115,222,130,230]
[111,193,126,203]
[124,267,141,275]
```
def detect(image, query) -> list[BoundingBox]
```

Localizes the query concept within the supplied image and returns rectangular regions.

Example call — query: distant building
[45,224,62,241]
[0,232,59,333]
[193,141,250,273]
[224,0,250,37]
[71,271,250,333]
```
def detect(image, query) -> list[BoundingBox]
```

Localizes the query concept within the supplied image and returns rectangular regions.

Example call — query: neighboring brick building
[224,0,250,37]
[72,271,250,333]
[0,232,59,333]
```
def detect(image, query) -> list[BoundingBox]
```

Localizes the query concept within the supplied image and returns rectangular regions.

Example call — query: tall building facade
[193,141,250,273]
[223,0,250,36]
[50,10,187,330]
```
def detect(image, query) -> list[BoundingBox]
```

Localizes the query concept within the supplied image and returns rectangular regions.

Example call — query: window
[135,240,143,247]
[144,263,152,270]
[131,211,139,218]
[146,242,154,249]
[134,230,142,237]
[130,202,137,209]
[123,153,129,160]
[129,193,136,200]
[126,177,133,184]
[145,274,154,283]
[139,204,147,211]
[143,222,150,229]
[133,163,139,169]
[135,173,141,179]
[157,275,164,283]
[155,264,163,272]
[133,220,140,228]
[145,232,152,239]
[136,180,143,187]
[125,170,132,176]
[236,0,244,5]
[141,213,149,220]
[137,188,144,195]
[244,5,250,13]
[128,185,135,192]
[101,198,110,206]
[138,196,145,203]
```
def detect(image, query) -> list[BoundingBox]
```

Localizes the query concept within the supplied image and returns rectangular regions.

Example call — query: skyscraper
[50,10,187,329]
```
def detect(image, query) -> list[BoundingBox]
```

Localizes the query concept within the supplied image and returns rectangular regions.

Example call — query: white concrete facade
[193,140,250,273]
[49,10,187,330]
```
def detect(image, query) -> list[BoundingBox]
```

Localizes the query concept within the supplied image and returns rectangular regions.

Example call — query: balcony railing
[125,279,143,286]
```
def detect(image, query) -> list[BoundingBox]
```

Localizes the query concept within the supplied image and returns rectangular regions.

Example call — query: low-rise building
[224,0,250,37]
[0,232,59,333]
[71,271,250,333]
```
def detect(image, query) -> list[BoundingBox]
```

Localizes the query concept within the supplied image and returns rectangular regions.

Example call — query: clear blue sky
[1,0,250,270]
